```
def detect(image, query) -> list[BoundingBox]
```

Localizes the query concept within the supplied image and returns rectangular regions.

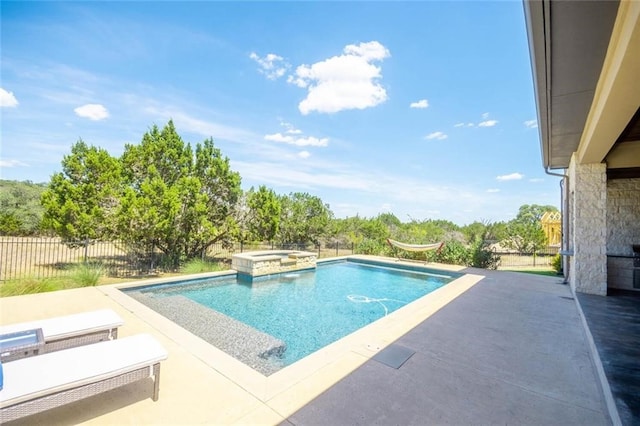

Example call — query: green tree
[243,185,281,242]
[377,213,401,233]
[513,204,558,223]
[395,219,450,245]
[486,221,508,241]
[461,221,489,243]
[468,232,501,269]
[330,215,390,255]
[0,180,46,235]
[461,220,507,243]
[41,141,121,241]
[501,204,556,253]
[278,192,332,245]
[0,212,22,235]
[116,121,241,267]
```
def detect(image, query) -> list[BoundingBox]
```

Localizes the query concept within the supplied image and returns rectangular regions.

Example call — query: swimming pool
[124,258,460,375]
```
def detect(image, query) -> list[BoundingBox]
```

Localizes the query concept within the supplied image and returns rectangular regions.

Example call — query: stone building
[524,0,640,295]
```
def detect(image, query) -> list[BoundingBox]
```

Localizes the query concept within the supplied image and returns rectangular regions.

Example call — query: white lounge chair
[0,333,168,423]
[0,309,124,362]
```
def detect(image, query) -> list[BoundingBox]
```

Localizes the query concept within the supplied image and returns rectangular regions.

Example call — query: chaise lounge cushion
[0,333,167,409]
[0,309,123,342]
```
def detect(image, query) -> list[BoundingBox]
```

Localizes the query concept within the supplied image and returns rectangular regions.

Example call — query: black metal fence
[494,247,560,269]
[0,237,356,281]
[0,237,558,281]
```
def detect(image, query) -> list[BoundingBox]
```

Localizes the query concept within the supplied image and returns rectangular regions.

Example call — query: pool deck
[0,257,626,425]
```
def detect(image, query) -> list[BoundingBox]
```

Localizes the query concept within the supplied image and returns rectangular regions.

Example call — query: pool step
[128,292,287,376]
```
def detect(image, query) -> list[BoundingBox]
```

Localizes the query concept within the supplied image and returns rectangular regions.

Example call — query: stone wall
[232,251,317,277]
[606,178,640,290]
[569,160,608,295]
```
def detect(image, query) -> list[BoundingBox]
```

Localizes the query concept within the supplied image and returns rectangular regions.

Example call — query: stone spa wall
[232,250,318,278]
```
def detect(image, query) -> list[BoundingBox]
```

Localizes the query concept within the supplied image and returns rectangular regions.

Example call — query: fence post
[240,241,244,253]
[83,238,89,263]
[336,242,338,257]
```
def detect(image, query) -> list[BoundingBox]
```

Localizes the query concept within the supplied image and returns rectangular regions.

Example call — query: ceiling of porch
[524,0,640,176]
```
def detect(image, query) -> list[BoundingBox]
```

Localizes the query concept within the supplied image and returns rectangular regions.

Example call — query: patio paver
[0,262,615,425]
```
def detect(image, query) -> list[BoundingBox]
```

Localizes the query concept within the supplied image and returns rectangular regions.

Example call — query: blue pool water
[128,259,457,372]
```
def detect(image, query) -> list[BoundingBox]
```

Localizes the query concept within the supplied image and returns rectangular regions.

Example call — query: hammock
[386,238,444,253]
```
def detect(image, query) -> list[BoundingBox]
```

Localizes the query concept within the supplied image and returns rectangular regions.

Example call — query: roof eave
[523,0,553,170]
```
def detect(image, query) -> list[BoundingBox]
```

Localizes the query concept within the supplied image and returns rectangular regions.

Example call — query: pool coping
[103,255,483,415]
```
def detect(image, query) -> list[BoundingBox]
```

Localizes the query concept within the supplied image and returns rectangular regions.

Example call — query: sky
[0,1,561,226]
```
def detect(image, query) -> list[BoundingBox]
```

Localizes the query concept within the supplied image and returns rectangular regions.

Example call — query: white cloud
[263,133,290,143]
[478,120,498,127]
[496,172,524,181]
[524,119,538,129]
[250,52,290,80]
[265,132,329,147]
[454,122,474,128]
[0,159,28,168]
[0,88,19,107]
[344,42,390,60]
[529,178,544,182]
[298,151,311,159]
[144,106,255,143]
[481,112,490,120]
[231,156,530,224]
[287,41,390,115]
[280,121,302,134]
[486,188,500,193]
[425,131,448,140]
[410,99,429,109]
[74,103,109,120]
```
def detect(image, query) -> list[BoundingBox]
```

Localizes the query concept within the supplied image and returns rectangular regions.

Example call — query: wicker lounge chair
[0,333,168,423]
[0,309,124,362]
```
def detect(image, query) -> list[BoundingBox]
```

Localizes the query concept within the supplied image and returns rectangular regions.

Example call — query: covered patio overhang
[524,0,640,296]
[524,0,640,175]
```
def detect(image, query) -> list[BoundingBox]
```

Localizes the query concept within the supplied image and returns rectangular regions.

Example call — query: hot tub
[231,250,317,278]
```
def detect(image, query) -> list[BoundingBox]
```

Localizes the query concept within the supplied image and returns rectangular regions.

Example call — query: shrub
[551,254,563,274]
[430,240,470,266]
[0,276,63,297]
[69,262,104,287]
[469,238,500,269]
[355,239,388,256]
[180,258,224,274]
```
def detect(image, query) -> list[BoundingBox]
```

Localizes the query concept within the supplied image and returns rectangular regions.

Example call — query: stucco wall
[607,177,640,290]
[569,160,608,295]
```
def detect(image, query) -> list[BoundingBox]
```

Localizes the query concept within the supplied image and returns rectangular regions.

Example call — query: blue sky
[0,1,560,225]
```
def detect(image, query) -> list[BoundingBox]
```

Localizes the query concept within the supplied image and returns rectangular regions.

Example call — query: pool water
[128,259,456,372]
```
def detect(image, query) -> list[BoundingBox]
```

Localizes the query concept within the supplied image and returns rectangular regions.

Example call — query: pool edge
[100,256,482,409]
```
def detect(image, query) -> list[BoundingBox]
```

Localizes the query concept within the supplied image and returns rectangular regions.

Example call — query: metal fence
[0,236,558,281]
[0,237,355,281]
[494,247,560,269]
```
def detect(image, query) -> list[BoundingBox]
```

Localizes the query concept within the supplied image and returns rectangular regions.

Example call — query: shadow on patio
[1,265,637,425]
[282,268,638,426]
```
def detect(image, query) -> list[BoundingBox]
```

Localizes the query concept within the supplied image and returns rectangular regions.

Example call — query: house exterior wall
[607,177,640,290]
[568,158,608,295]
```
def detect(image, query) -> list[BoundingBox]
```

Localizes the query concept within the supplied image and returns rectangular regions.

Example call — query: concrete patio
[0,259,626,425]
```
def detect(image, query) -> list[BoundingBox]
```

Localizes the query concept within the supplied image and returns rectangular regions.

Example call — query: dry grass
[0,237,354,282]
[497,253,554,268]
[0,237,128,281]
